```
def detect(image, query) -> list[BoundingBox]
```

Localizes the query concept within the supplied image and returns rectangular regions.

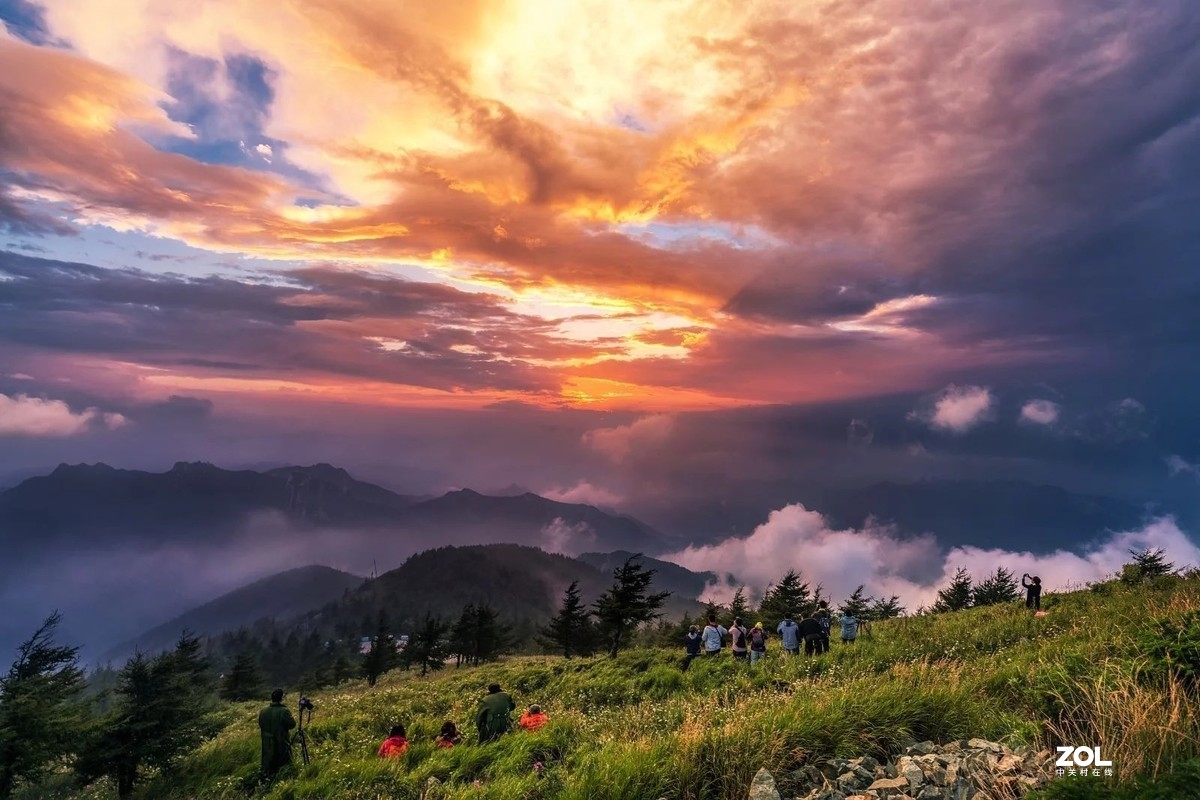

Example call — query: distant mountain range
[0,462,671,658]
[0,461,667,558]
[104,565,365,663]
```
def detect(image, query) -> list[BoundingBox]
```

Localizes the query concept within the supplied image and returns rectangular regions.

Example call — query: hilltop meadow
[17,569,1200,800]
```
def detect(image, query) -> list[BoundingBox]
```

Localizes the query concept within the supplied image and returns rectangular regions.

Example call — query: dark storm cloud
[0,251,573,393]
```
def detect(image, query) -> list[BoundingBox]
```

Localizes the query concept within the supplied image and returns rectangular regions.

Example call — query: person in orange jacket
[518,704,549,732]
[377,724,408,758]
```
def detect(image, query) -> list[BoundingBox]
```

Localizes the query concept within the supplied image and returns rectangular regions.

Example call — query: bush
[1138,611,1200,687]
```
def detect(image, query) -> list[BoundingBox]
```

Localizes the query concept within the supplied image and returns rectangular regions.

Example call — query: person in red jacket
[435,720,461,749]
[518,705,549,732]
[377,724,408,758]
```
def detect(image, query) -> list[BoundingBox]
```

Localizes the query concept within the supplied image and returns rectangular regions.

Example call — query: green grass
[64,575,1200,799]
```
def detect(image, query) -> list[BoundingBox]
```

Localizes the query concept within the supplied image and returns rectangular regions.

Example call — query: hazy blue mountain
[102,565,365,663]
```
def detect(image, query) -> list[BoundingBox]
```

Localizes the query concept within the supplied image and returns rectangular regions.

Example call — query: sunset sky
[1,0,1198,547]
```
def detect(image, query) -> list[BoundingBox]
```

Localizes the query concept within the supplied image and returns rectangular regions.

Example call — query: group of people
[377,683,548,760]
[257,684,551,779]
[682,601,864,669]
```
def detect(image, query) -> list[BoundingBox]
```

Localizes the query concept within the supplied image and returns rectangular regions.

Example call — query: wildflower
[534,761,544,773]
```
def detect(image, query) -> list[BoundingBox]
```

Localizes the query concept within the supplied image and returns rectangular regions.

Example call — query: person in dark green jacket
[476,683,516,743]
[259,689,296,779]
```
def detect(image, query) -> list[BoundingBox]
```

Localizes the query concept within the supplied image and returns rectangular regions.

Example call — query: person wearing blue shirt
[840,614,859,644]
[701,614,727,655]
[776,615,800,655]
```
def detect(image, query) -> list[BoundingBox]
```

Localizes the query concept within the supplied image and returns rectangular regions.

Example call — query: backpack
[731,626,745,648]
[749,628,765,648]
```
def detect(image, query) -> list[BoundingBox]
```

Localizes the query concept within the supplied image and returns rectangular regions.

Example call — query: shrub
[1138,611,1200,687]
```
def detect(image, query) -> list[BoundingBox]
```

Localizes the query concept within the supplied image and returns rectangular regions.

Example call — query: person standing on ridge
[816,601,832,654]
[1022,574,1042,611]
[748,622,768,664]
[799,613,823,656]
[258,688,296,780]
[682,625,702,670]
[702,614,727,656]
[729,617,749,661]
[476,683,516,743]
[777,614,800,655]
[840,613,859,644]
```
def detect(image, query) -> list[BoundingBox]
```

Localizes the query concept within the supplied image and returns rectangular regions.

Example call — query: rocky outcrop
[752,739,1051,800]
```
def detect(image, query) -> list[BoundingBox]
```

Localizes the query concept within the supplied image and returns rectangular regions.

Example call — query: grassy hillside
[49,574,1200,800]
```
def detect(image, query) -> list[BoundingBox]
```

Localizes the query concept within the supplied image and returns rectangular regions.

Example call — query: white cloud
[583,414,674,461]
[1167,455,1200,480]
[540,517,597,557]
[911,385,993,433]
[663,503,1200,612]
[542,481,624,508]
[5,373,34,380]
[0,393,127,437]
[1020,399,1060,425]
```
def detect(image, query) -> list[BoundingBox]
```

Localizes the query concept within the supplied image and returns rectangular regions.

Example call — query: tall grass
[44,575,1200,800]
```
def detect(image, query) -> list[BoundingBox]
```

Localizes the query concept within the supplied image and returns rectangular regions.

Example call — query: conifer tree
[756,570,811,627]
[77,639,216,798]
[837,585,872,618]
[450,603,478,667]
[0,613,85,800]
[361,611,399,687]
[1122,548,1176,584]
[728,586,751,623]
[868,594,905,619]
[406,614,450,677]
[219,651,265,702]
[540,581,596,658]
[972,567,1020,606]
[593,555,671,657]
[933,568,974,612]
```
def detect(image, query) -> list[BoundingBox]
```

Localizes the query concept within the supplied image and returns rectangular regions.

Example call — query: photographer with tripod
[258,689,296,781]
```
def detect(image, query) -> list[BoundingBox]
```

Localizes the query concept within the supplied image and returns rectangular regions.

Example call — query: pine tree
[77,639,216,798]
[868,595,905,620]
[972,567,1020,606]
[757,570,811,627]
[472,605,512,664]
[0,613,85,800]
[331,654,353,685]
[838,585,872,618]
[1122,548,1176,584]
[361,611,399,687]
[219,651,265,702]
[540,581,596,658]
[450,603,478,667]
[406,614,450,677]
[728,586,751,622]
[593,555,671,657]
[933,568,974,612]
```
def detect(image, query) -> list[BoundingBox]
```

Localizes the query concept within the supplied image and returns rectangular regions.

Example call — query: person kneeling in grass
[519,704,550,732]
[435,721,461,749]
[378,724,408,758]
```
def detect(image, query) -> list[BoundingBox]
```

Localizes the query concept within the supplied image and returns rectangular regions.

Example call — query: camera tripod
[292,699,314,766]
